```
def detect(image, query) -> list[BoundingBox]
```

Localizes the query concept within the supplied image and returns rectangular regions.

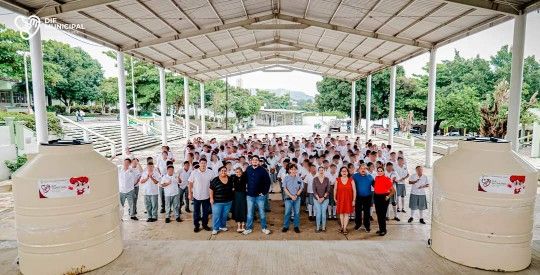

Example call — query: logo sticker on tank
[38,177,91,198]
[478,175,525,195]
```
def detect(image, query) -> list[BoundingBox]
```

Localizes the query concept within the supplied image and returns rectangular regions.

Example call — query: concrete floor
[1,128,540,274]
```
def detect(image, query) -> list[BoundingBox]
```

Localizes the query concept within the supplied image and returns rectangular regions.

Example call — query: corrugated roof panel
[305,0,340,22]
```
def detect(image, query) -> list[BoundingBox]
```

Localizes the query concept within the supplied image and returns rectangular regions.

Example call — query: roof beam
[254,46,301,51]
[202,64,351,82]
[167,0,200,30]
[278,56,366,76]
[164,39,277,68]
[524,0,540,13]
[277,14,432,49]
[434,14,509,48]
[0,0,30,15]
[121,14,275,51]
[442,0,519,15]
[243,24,309,30]
[36,0,119,17]
[191,55,277,75]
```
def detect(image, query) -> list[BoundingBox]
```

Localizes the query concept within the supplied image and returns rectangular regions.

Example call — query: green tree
[0,23,28,81]
[97,77,119,113]
[255,90,290,109]
[437,87,481,132]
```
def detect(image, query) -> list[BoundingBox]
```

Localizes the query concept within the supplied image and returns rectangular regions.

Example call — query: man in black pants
[352,164,374,232]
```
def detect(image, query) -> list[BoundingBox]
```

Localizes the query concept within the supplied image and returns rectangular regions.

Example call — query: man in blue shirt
[352,164,374,232]
[243,155,272,235]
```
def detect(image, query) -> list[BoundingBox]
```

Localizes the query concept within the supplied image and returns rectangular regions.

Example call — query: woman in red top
[333,167,356,235]
[373,166,396,236]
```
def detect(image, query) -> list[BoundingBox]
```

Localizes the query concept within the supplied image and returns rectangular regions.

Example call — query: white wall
[0,144,17,180]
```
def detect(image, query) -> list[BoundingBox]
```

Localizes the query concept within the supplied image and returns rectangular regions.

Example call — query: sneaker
[420,219,426,224]
[281,227,288,233]
[176,217,183,222]
[243,229,253,235]
[408,217,413,223]
[294,227,300,233]
[322,228,326,232]
[262,228,271,235]
[165,218,171,223]
[130,216,138,221]
[219,227,228,232]
[203,226,211,231]
[194,227,200,233]
[212,230,218,235]
[393,217,400,222]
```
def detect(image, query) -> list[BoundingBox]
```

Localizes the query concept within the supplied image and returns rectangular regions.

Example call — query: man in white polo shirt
[139,162,161,222]
[188,158,215,232]
[118,158,138,221]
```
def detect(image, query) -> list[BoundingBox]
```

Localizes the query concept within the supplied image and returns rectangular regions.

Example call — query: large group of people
[118,133,430,237]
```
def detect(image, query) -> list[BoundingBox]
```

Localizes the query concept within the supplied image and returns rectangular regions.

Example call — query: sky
[1,7,539,97]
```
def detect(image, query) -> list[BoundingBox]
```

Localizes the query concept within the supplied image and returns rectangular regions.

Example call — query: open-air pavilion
[1,0,539,167]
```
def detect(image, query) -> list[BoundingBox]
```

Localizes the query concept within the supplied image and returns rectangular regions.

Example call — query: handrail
[57,114,116,156]
[172,114,200,133]
[127,114,160,136]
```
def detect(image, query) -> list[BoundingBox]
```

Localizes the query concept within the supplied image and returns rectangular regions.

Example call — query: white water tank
[431,138,537,271]
[12,141,123,275]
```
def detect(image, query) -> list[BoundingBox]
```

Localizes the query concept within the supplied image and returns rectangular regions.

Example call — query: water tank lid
[41,139,91,146]
[464,137,509,143]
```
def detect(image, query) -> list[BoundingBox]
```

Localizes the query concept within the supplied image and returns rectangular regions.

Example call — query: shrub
[0,112,63,135]
[47,105,67,114]
[5,155,27,173]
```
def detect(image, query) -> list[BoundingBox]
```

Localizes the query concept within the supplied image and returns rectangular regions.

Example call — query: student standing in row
[394,157,409,213]
[373,166,395,236]
[130,158,142,216]
[177,161,192,214]
[160,165,182,223]
[188,158,214,232]
[408,166,429,224]
[334,167,356,235]
[313,166,330,232]
[281,164,304,233]
[210,166,234,235]
[139,162,161,222]
[118,158,138,221]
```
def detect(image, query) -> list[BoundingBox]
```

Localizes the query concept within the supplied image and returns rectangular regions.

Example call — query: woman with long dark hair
[230,167,248,232]
[373,166,396,236]
[334,166,356,235]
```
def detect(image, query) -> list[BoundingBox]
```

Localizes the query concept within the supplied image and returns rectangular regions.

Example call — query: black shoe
[194,227,200,233]
[354,225,361,230]
[308,216,315,221]
[397,208,401,212]
[370,216,374,221]
[385,217,389,221]
[130,216,138,221]
[165,218,171,223]
[378,231,387,236]
[146,218,152,222]
[160,209,166,213]
[150,218,157,222]
[376,230,381,234]
[203,226,211,231]
[265,209,271,213]
[294,227,300,233]
[185,209,191,213]
[282,227,288,233]
[365,228,371,233]
[134,211,138,215]
[176,217,183,222]
[420,219,426,224]
[401,210,407,213]
[408,217,413,223]
[393,217,400,222]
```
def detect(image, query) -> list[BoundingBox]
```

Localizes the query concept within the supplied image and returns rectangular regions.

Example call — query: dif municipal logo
[14,15,85,40]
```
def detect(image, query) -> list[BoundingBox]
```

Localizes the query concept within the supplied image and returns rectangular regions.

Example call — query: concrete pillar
[506,14,527,151]
[200,82,206,137]
[183,76,190,141]
[29,24,48,144]
[159,67,167,146]
[425,49,437,168]
[388,66,396,146]
[366,75,372,142]
[351,80,356,137]
[116,51,129,155]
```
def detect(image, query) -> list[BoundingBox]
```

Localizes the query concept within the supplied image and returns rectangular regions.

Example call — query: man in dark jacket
[243,155,272,235]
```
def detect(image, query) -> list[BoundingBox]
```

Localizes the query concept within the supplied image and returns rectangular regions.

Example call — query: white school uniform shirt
[277,166,288,179]
[394,164,408,185]
[156,157,168,175]
[178,168,192,189]
[304,173,316,193]
[132,167,142,187]
[267,156,280,169]
[410,174,429,195]
[167,151,175,161]
[385,171,399,185]
[209,160,222,172]
[118,167,137,193]
[140,169,161,195]
[325,171,338,185]
[161,174,179,196]
[188,168,214,200]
